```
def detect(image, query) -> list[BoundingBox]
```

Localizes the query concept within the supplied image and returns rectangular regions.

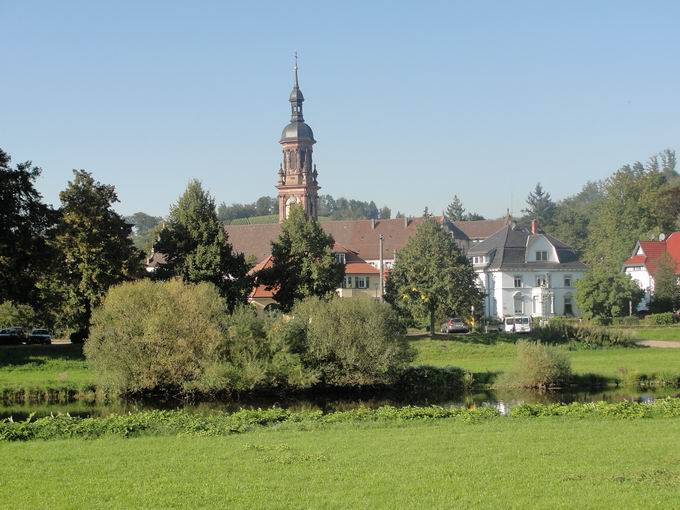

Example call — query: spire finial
[294,51,299,88]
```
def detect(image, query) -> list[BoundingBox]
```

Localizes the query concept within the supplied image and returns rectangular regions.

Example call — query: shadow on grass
[0,344,85,368]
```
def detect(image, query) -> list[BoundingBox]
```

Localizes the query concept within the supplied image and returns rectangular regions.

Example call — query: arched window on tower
[285,196,299,219]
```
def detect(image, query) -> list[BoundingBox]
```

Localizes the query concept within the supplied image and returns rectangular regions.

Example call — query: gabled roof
[467,224,587,271]
[225,216,508,261]
[623,232,680,275]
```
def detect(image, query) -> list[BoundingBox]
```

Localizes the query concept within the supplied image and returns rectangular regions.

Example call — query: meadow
[1,415,679,509]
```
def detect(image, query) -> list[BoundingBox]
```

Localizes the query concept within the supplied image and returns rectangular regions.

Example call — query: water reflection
[2,386,678,421]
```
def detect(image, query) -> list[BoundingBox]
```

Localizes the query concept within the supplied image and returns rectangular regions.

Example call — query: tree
[255,196,274,216]
[258,205,344,312]
[367,201,380,220]
[584,163,670,270]
[0,149,57,307]
[548,181,603,257]
[575,270,644,319]
[522,183,556,226]
[465,212,485,221]
[379,206,392,220]
[445,195,465,222]
[385,218,482,333]
[154,180,251,310]
[125,212,163,253]
[53,170,143,330]
[650,253,680,312]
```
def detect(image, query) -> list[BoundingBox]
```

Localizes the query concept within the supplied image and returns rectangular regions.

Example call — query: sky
[2,1,679,219]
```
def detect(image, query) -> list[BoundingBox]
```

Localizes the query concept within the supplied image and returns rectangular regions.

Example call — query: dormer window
[334,253,346,265]
[536,251,548,261]
[471,255,487,266]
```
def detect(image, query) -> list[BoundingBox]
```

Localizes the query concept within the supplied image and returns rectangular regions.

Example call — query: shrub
[0,301,39,330]
[288,297,413,386]
[611,316,640,327]
[530,321,633,347]
[499,341,572,389]
[644,312,677,325]
[85,279,233,396]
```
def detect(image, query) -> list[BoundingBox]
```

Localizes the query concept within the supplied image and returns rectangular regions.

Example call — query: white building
[622,232,680,310]
[467,222,587,319]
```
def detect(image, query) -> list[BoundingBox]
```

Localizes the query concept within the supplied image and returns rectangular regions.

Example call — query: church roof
[280,121,315,143]
[225,216,508,262]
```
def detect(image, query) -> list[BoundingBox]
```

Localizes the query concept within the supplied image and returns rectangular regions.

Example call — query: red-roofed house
[248,244,382,310]
[623,232,680,310]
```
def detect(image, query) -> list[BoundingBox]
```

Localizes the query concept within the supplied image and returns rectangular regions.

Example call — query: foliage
[498,341,571,389]
[0,149,58,315]
[547,181,603,257]
[153,180,251,311]
[85,279,233,396]
[583,159,674,270]
[385,217,483,333]
[283,297,413,386]
[649,252,680,313]
[445,195,465,222]
[51,170,143,331]
[124,211,163,254]
[644,312,677,325]
[531,319,635,347]
[0,301,39,330]
[258,205,344,312]
[522,182,556,226]
[575,269,644,319]
[5,398,680,442]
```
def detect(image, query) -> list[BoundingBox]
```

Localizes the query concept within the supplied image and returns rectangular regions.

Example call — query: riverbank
[1,408,679,508]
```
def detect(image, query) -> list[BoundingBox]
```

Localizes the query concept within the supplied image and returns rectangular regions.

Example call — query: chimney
[371,218,376,229]
[404,216,408,228]
[531,219,539,235]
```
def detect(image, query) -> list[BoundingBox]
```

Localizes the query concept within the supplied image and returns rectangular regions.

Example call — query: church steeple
[277,53,319,223]
[289,52,304,122]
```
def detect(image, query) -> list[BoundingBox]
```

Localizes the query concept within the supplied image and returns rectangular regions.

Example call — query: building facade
[467,221,587,319]
[623,232,680,310]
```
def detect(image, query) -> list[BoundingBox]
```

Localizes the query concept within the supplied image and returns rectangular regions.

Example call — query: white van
[504,316,532,334]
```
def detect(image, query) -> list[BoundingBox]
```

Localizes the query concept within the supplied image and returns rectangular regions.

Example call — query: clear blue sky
[2,1,679,219]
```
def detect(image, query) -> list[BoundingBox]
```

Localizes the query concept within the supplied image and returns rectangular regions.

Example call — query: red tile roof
[226,216,508,261]
[623,233,680,275]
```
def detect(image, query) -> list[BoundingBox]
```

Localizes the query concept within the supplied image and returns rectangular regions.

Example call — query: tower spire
[294,51,299,88]
[289,52,304,122]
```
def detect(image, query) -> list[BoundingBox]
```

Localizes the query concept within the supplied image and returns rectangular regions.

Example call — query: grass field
[626,327,680,342]
[0,344,92,390]
[1,417,679,508]
[410,338,680,378]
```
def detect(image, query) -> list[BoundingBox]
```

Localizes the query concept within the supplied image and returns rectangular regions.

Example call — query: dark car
[70,329,89,344]
[440,318,469,334]
[27,329,52,345]
[0,327,25,345]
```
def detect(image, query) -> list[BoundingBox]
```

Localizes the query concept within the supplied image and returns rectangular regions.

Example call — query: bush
[499,341,572,389]
[85,279,236,396]
[644,312,677,325]
[611,316,640,327]
[287,297,413,386]
[530,321,633,347]
[0,301,39,330]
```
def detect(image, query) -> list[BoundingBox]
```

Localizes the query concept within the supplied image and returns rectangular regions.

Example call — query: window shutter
[365,276,370,288]
[355,277,359,288]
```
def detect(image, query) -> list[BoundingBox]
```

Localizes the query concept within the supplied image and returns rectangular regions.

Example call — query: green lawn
[626,327,680,342]
[1,417,679,508]
[0,344,93,390]
[411,338,680,377]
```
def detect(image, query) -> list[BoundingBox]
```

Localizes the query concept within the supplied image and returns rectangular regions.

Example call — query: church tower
[277,54,319,222]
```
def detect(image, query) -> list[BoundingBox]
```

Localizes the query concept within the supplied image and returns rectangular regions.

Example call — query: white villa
[466,221,587,319]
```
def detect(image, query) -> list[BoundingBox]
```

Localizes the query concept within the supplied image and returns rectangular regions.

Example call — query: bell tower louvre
[277,53,319,222]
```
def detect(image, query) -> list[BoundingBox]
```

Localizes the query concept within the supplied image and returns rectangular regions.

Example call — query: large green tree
[154,180,251,310]
[575,270,644,319]
[548,181,603,257]
[445,195,465,222]
[0,149,57,307]
[258,205,344,312]
[125,211,163,254]
[385,218,482,333]
[584,163,672,270]
[53,170,143,330]
[522,183,556,226]
[650,253,680,312]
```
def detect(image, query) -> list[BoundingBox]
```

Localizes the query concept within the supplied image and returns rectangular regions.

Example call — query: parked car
[440,317,469,334]
[0,327,25,345]
[504,316,532,334]
[69,329,89,344]
[27,329,52,345]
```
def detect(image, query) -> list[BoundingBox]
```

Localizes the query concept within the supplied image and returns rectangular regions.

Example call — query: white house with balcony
[467,222,587,319]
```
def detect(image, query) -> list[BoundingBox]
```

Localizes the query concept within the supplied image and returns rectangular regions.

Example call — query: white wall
[624,266,654,310]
